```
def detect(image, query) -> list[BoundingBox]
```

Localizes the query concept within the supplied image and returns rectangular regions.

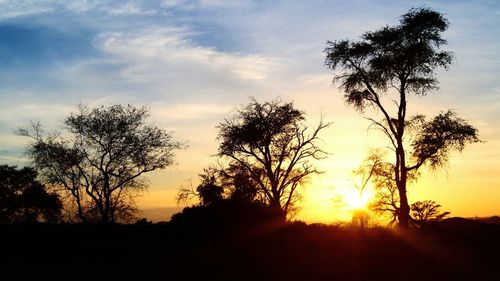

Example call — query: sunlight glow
[298,179,378,223]
[342,188,374,210]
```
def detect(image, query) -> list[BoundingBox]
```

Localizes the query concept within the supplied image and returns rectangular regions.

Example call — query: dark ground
[1,217,499,280]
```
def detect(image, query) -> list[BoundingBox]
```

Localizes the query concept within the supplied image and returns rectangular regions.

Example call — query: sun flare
[339,186,374,211]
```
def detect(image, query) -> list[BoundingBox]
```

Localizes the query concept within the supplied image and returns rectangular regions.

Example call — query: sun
[341,187,374,210]
[298,181,377,223]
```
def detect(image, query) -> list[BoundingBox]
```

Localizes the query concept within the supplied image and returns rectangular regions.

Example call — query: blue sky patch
[0,23,96,68]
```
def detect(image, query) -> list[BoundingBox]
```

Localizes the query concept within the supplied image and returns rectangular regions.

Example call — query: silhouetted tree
[352,151,400,226]
[19,104,184,223]
[177,167,225,207]
[0,165,62,223]
[174,165,278,232]
[196,169,224,206]
[217,98,330,220]
[351,209,371,229]
[177,164,260,207]
[411,200,450,224]
[221,162,260,203]
[325,8,480,229]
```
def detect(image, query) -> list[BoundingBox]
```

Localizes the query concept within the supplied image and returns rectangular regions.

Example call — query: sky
[0,0,499,223]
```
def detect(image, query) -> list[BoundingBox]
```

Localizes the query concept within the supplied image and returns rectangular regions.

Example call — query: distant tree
[174,166,276,231]
[325,7,480,229]
[351,209,371,229]
[352,151,401,226]
[0,165,62,223]
[196,169,225,206]
[351,152,384,207]
[177,164,259,207]
[348,152,386,228]
[19,104,184,224]
[410,200,450,224]
[217,98,330,220]
[177,167,225,207]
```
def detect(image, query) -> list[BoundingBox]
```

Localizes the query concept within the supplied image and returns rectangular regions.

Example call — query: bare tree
[217,98,330,220]
[19,104,184,223]
[351,151,400,226]
[325,8,480,229]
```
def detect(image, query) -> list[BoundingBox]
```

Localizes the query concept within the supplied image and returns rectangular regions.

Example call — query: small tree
[0,165,62,223]
[352,151,401,226]
[177,167,225,207]
[177,164,261,210]
[19,104,184,223]
[411,200,450,224]
[325,8,480,229]
[217,98,330,220]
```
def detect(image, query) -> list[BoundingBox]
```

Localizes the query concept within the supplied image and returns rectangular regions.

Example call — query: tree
[410,200,450,224]
[217,98,330,220]
[174,166,276,231]
[351,150,401,226]
[177,164,260,207]
[19,104,184,223]
[325,8,480,229]
[177,167,225,207]
[0,165,62,223]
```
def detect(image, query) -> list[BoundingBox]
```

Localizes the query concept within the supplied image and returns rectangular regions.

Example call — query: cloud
[98,27,281,82]
[0,0,163,19]
[161,0,250,10]
[152,102,232,121]
[106,2,158,15]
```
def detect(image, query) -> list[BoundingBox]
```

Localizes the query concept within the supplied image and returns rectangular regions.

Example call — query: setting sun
[343,189,372,210]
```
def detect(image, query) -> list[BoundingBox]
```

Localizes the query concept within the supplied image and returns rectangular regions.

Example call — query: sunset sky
[0,0,499,223]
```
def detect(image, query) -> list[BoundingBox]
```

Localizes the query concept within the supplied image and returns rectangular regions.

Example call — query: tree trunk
[102,175,112,224]
[398,189,410,230]
[74,190,87,223]
[396,140,410,230]
[397,167,410,230]
[269,200,286,223]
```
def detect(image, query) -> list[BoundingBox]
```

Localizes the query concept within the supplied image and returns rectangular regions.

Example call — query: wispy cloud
[98,27,280,81]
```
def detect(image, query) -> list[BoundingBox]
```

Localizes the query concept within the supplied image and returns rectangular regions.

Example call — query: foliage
[177,167,225,207]
[19,104,184,223]
[410,200,450,223]
[217,98,330,219]
[325,7,480,229]
[177,164,261,208]
[170,199,278,234]
[411,111,480,170]
[0,165,62,223]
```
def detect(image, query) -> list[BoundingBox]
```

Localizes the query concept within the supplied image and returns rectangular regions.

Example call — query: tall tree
[217,98,330,220]
[19,104,184,223]
[0,165,62,223]
[325,8,479,229]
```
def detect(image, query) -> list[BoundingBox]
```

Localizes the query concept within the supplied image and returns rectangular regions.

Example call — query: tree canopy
[19,104,184,223]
